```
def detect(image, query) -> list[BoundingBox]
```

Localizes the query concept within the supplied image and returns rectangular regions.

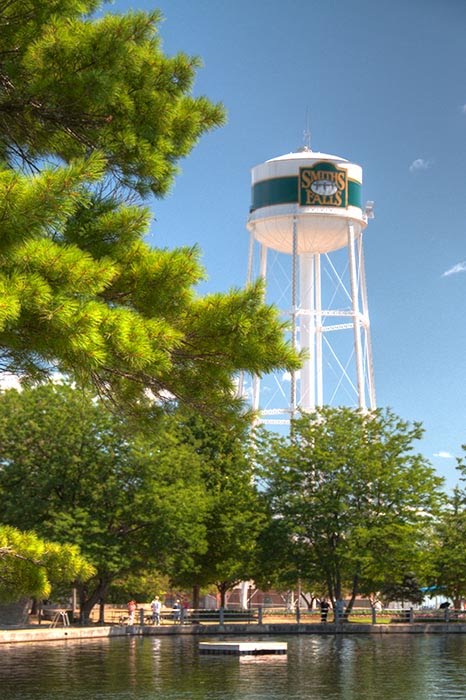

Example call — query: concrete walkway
[2,621,466,644]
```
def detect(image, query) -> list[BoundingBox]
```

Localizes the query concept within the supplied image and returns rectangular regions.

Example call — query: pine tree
[0,525,93,603]
[0,1,301,412]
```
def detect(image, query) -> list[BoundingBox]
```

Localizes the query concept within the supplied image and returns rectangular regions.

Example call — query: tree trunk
[327,576,335,610]
[300,592,316,610]
[98,599,105,624]
[345,573,359,616]
[77,578,109,624]
[218,582,228,609]
[192,584,200,610]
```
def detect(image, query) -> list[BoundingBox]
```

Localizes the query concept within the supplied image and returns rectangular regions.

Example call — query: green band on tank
[251,176,362,212]
[251,177,298,211]
[348,180,362,209]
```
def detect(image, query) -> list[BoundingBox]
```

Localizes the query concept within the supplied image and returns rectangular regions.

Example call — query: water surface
[3,634,466,699]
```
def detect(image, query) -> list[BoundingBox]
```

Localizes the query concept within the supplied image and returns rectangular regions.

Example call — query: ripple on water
[2,634,466,700]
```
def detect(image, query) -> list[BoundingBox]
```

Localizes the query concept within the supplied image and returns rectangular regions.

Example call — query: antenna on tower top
[302,108,311,151]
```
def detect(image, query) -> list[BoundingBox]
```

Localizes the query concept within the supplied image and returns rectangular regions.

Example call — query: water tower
[244,146,376,425]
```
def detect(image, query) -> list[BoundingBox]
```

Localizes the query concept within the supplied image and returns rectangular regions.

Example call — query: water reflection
[2,634,466,699]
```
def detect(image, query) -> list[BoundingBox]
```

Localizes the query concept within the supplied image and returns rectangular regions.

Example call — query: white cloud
[409,158,431,173]
[442,261,466,277]
[433,451,455,459]
[461,104,466,114]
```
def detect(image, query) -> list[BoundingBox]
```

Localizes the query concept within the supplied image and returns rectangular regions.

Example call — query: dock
[198,641,287,655]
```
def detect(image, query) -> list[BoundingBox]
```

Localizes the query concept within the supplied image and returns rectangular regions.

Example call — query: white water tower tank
[245,146,376,421]
[249,148,366,254]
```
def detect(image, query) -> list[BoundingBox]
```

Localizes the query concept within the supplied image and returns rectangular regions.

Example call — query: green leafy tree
[0,384,209,622]
[0,525,93,602]
[0,0,300,413]
[380,573,425,607]
[107,570,170,607]
[256,407,444,616]
[170,413,267,609]
[253,514,328,607]
[431,460,466,608]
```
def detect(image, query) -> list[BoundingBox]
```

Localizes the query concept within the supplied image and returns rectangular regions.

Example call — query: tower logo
[299,162,348,208]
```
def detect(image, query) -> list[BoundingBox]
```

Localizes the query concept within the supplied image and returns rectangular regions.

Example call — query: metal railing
[87,604,465,627]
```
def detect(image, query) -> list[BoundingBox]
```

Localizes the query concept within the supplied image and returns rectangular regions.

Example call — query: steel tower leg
[348,221,366,409]
[290,217,298,417]
[299,252,315,411]
[315,253,323,407]
[358,235,377,410]
[246,226,255,286]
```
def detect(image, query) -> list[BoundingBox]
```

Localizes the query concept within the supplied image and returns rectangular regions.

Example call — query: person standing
[127,599,137,625]
[172,599,181,623]
[151,596,162,625]
[320,598,330,623]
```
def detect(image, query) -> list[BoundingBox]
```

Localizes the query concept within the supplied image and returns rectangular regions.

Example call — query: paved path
[2,621,466,644]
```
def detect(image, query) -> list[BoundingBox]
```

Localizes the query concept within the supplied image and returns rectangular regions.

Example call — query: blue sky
[109,0,466,489]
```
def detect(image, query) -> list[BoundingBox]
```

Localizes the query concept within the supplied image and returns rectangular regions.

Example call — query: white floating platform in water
[199,641,287,655]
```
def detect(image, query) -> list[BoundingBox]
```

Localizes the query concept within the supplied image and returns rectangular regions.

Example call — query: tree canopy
[256,407,444,613]
[171,413,268,607]
[0,383,210,620]
[431,459,466,607]
[0,0,301,413]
